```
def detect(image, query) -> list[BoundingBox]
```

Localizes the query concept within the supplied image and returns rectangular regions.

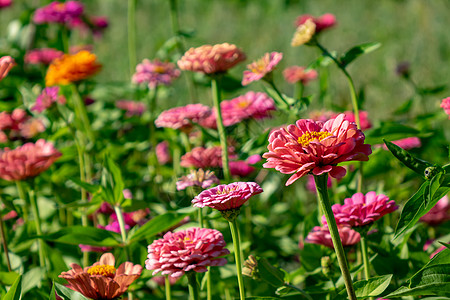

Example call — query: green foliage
[3,275,22,300]
[41,226,121,246]
[54,282,89,300]
[335,274,392,299]
[339,42,381,68]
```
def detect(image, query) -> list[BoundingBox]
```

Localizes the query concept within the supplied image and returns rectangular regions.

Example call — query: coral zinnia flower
[132,59,180,89]
[45,50,101,86]
[33,1,83,25]
[180,146,235,169]
[420,195,450,226]
[0,139,61,181]
[155,104,211,130]
[305,225,360,249]
[263,114,372,186]
[59,252,142,299]
[441,97,450,119]
[146,227,229,278]
[242,52,283,86]
[295,13,337,33]
[176,169,219,191]
[0,56,15,81]
[192,182,263,211]
[324,191,398,227]
[178,43,246,74]
[283,66,318,85]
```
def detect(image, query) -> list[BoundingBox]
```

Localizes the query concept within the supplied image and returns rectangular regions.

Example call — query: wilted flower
[45,50,101,86]
[283,66,318,85]
[155,141,171,164]
[59,252,142,299]
[155,104,211,130]
[181,146,235,169]
[116,100,146,117]
[32,86,67,113]
[305,225,360,248]
[242,52,283,86]
[381,137,421,151]
[132,59,180,89]
[291,19,316,47]
[295,13,337,33]
[441,97,450,119]
[263,114,372,186]
[178,43,246,74]
[176,169,219,191]
[111,208,150,227]
[24,48,63,65]
[420,196,450,226]
[33,1,84,25]
[324,191,398,227]
[19,118,46,139]
[0,139,61,181]
[145,227,229,278]
[0,56,15,81]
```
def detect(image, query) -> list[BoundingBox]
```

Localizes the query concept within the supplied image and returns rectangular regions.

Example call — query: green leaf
[54,282,90,300]
[0,272,20,285]
[104,155,125,206]
[3,274,22,300]
[49,282,56,300]
[386,285,450,298]
[68,177,101,194]
[257,257,286,287]
[340,42,381,67]
[335,274,392,299]
[41,226,121,246]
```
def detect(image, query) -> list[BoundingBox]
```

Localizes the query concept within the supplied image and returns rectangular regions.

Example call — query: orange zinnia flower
[45,50,101,86]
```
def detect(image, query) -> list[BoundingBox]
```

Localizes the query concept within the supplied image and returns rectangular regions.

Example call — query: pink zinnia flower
[19,118,46,139]
[24,48,63,65]
[441,97,450,119]
[192,182,263,211]
[381,137,421,151]
[0,56,15,81]
[33,1,84,25]
[178,43,246,74]
[229,155,261,178]
[242,52,283,86]
[283,66,318,85]
[59,253,142,299]
[420,196,450,226]
[155,141,171,165]
[116,100,146,117]
[176,169,219,191]
[132,59,180,89]
[324,191,398,227]
[32,87,66,113]
[305,225,360,248]
[263,114,372,186]
[155,104,211,130]
[341,111,372,130]
[0,139,61,181]
[180,146,235,169]
[0,109,45,142]
[295,13,337,33]
[0,0,12,8]
[146,227,229,278]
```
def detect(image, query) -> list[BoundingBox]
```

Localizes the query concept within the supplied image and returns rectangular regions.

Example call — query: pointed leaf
[335,274,392,299]
[68,178,101,194]
[384,140,433,178]
[257,257,286,287]
[104,156,125,206]
[41,226,121,246]
[3,274,22,300]
[55,282,90,300]
[340,42,381,67]
[49,282,56,300]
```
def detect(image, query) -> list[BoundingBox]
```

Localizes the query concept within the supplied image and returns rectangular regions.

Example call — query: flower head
[283,66,318,85]
[0,109,45,142]
[59,253,142,299]
[305,225,360,249]
[176,169,219,191]
[45,50,101,86]
[341,111,372,131]
[145,227,229,278]
[441,97,450,119]
[0,139,61,181]
[33,1,84,25]
[291,19,316,47]
[132,59,180,89]
[25,48,64,65]
[155,141,171,165]
[324,191,398,227]
[178,43,246,74]
[0,56,15,81]
[242,52,283,86]
[155,104,211,130]
[116,100,146,117]
[295,13,337,33]
[263,114,372,185]
[0,0,12,8]
[229,155,261,178]
[32,86,67,113]
[420,196,450,226]
[180,146,235,169]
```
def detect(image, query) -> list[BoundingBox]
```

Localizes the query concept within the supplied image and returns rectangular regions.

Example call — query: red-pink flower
[32,87,67,113]
[283,66,318,85]
[305,225,360,248]
[116,100,146,117]
[180,146,235,169]
[155,141,171,164]
[178,43,246,74]
[146,227,229,278]
[341,111,372,131]
[229,155,261,178]
[324,191,398,227]
[441,97,450,119]
[59,253,142,299]
[176,169,219,191]
[242,52,283,86]
[263,114,372,186]
[0,139,61,181]
[420,196,450,226]
[0,56,15,81]
[295,13,337,33]
[381,137,421,151]
[34,1,84,25]
[155,104,211,130]
[192,182,263,211]
[0,0,12,8]
[24,48,63,65]
[132,59,180,89]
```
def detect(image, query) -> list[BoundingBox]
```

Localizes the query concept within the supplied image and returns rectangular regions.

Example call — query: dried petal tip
[0,56,15,81]
[242,255,258,278]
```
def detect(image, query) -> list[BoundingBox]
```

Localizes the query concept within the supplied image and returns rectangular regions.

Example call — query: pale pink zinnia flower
[178,43,246,74]
[441,97,450,119]
[59,252,142,299]
[176,169,219,191]
[305,225,360,248]
[283,66,318,85]
[0,108,45,142]
[323,191,398,227]
[0,56,15,81]
[192,182,263,211]
[295,13,337,33]
[420,196,450,226]
[132,59,180,89]
[116,100,146,117]
[155,104,211,130]
[146,227,229,278]
[242,52,283,86]
[155,141,171,165]
[24,48,63,65]
[263,114,372,186]
[0,139,61,181]
[32,86,67,113]
[180,146,235,169]
[381,137,421,151]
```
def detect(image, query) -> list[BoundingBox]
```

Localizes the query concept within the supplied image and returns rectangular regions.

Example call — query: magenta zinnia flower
[340,111,372,131]
[305,225,360,249]
[155,104,211,130]
[420,196,450,226]
[146,227,229,278]
[178,43,246,74]
[33,1,84,25]
[132,59,180,89]
[0,0,12,8]
[381,137,421,151]
[25,48,63,65]
[192,182,263,211]
[242,52,283,86]
[323,191,398,227]
[0,56,15,81]
[116,100,146,117]
[283,66,318,85]
[180,146,235,169]
[32,87,66,113]
[441,97,450,119]
[295,13,337,33]
[176,169,219,191]
[263,114,372,186]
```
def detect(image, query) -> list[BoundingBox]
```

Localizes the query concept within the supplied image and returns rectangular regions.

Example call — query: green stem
[165,276,172,300]
[71,85,96,144]
[211,77,230,182]
[128,0,137,78]
[294,81,305,114]
[360,235,370,280]
[314,174,356,300]
[114,205,128,249]
[229,219,246,300]
[206,268,212,300]
[284,283,313,300]
[15,181,29,223]
[28,181,46,270]
[198,207,204,228]
[267,80,290,110]
[187,272,200,300]
[0,205,12,271]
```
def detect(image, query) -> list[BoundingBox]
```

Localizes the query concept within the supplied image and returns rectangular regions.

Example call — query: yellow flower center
[87,265,116,278]
[216,186,237,195]
[153,66,166,74]
[237,100,250,109]
[298,131,332,147]
[249,59,266,74]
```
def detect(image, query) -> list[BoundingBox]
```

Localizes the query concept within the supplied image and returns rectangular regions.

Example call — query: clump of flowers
[24,48,64,65]
[295,13,337,33]
[263,114,372,185]
[59,252,142,299]
[381,137,421,151]
[116,100,146,117]
[420,196,450,226]
[180,146,235,169]
[33,1,84,25]
[45,50,101,86]
[305,225,360,249]
[283,66,318,84]
[145,227,229,278]
[176,169,219,191]
[155,104,211,131]
[242,52,283,86]
[0,139,61,181]
[0,108,46,142]
[441,97,450,119]
[32,87,67,113]
[178,43,246,74]
[155,141,171,164]
[132,59,180,89]
[0,56,15,80]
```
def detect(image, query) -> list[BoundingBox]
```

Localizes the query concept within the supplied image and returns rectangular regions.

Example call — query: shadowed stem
[71,85,95,144]
[314,174,356,300]
[360,235,373,300]
[187,272,200,300]
[229,218,245,300]
[28,183,46,270]
[165,276,172,300]
[267,80,290,110]
[128,0,137,78]
[15,181,28,223]
[0,202,12,271]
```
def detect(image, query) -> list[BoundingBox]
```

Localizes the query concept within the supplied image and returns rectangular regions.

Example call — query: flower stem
[165,276,172,300]
[0,203,12,271]
[267,80,290,110]
[71,85,95,144]
[314,174,356,300]
[187,271,200,300]
[228,218,246,300]
[128,0,137,78]
[198,207,204,228]
[28,181,46,270]
[211,77,230,182]
[360,235,370,279]
[15,181,29,223]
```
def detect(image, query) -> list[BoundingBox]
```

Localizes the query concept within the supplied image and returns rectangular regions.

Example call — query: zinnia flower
[229,155,261,178]
[420,195,450,226]
[0,139,61,181]
[178,43,246,74]
[291,19,316,47]
[33,1,83,25]
[32,86,67,113]
[0,56,15,81]
[283,66,318,85]
[263,114,372,186]
[323,191,398,227]
[116,100,146,117]
[24,48,63,65]
[176,169,219,191]
[305,225,360,248]
[155,104,211,130]
[295,13,337,33]
[132,59,180,88]
[181,146,235,169]
[381,137,421,151]
[192,181,263,211]
[0,0,12,8]
[145,227,229,278]
[242,52,283,86]
[59,252,142,299]
[340,111,372,131]
[155,141,171,164]
[45,50,101,86]
[0,109,45,141]
[441,97,450,119]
